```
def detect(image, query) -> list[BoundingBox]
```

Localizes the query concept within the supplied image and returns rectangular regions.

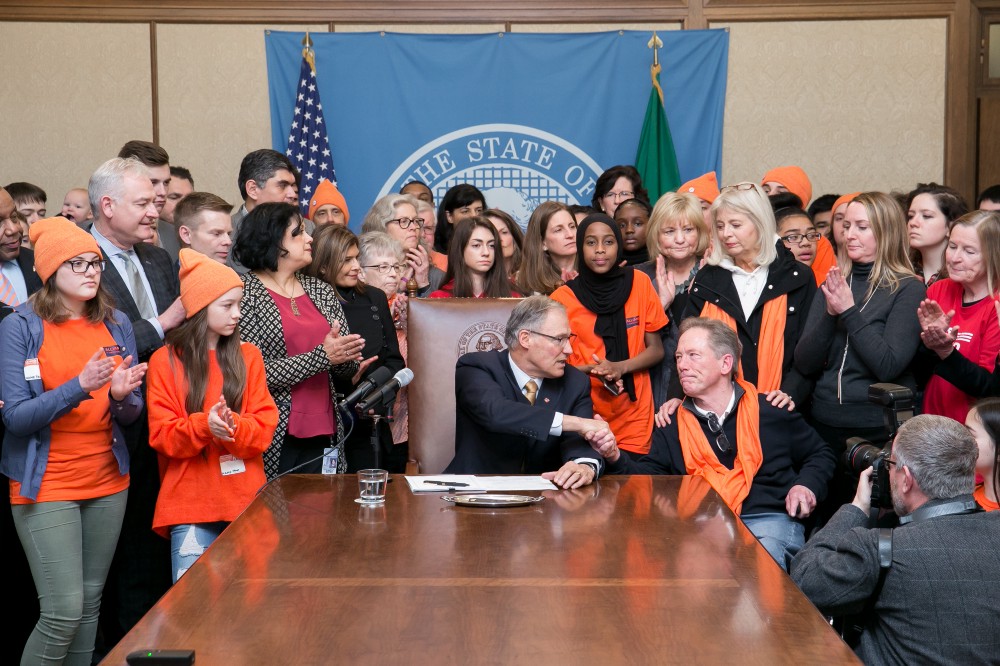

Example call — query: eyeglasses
[706,413,731,453]
[720,182,759,193]
[601,190,635,202]
[779,231,822,245]
[387,217,422,229]
[527,330,578,346]
[64,259,106,274]
[362,263,405,275]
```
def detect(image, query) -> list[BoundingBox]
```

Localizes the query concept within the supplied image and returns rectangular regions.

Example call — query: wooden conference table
[100,475,860,665]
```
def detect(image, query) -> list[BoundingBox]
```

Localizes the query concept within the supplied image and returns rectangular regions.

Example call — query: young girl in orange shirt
[147,249,278,582]
[966,398,1000,511]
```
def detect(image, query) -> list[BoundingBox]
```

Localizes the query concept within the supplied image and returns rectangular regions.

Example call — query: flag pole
[647,31,664,105]
[302,31,315,73]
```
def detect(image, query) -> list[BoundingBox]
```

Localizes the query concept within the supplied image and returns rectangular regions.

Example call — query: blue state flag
[266,30,728,231]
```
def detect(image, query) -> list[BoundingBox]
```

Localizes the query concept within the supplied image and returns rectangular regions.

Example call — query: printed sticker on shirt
[103,344,124,358]
[625,315,639,329]
[219,454,246,476]
[23,358,41,381]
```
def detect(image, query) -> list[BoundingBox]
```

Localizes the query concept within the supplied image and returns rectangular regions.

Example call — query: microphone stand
[358,393,398,470]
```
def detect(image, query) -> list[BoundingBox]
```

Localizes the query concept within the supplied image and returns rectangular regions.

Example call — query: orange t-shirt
[551,272,668,454]
[430,250,448,273]
[11,318,128,503]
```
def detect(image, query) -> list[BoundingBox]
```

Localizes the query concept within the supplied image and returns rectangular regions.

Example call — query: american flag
[285,39,337,217]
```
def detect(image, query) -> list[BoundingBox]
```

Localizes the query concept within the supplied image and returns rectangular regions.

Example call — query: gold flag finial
[647,32,665,104]
[301,31,316,73]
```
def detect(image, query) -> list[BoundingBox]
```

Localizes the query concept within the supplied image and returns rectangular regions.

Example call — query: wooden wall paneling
[946,0,978,202]
[976,95,1000,193]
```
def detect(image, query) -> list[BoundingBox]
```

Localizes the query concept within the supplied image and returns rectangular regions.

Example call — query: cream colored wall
[0,22,153,210]
[0,18,946,214]
[157,23,327,208]
[713,19,946,199]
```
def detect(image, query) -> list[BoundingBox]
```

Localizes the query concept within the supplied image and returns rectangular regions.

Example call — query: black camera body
[843,383,915,510]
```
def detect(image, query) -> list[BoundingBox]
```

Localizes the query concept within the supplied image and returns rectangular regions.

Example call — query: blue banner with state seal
[265,29,728,232]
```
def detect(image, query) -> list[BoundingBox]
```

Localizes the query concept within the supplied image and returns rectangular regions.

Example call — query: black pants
[279,434,331,474]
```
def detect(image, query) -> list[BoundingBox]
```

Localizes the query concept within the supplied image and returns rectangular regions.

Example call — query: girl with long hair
[148,249,278,582]
[485,208,525,279]
[1,217,147,664]
[515,201,578,295]
[906,182,969,285]
[429,216,519,298]
[967,397,1000,511]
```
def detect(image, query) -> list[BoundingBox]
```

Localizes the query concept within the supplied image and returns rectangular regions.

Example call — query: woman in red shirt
[147,249,278,582]
[429,216,518,298]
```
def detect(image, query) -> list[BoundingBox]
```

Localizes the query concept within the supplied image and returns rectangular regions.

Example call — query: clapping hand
[918,298,957,359]
[79,349,117,393]
[322,321,365,366]
[109,355,147,401]
[821,266,854,315]
[208,395,237,442]
[654,255,676,311]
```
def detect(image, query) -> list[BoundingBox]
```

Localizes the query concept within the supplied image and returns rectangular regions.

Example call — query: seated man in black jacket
[590,317,835,570]
[445,295,612,488]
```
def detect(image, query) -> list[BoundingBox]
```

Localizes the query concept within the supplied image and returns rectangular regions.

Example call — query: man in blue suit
[446,295,613,489]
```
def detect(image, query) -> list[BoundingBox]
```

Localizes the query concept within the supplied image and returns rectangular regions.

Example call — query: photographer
[790,415,1000,664]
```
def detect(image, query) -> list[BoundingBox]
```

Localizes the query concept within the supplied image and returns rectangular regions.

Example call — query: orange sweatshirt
[147,341,279,538]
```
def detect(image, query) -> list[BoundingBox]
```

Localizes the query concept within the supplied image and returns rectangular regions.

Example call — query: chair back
[407,297,521,473]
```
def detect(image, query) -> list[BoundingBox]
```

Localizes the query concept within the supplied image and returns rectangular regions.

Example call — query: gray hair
[893,414,977,500]
[707,182,778,268]
[678,318,742,379]
[362,193,420,234]
[505,295,565,348]
[358,231,404,265]
[88,156,149,219]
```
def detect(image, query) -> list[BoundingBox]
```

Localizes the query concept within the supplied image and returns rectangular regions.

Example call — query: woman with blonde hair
[636,192,710,407]
[795,192,926,512]
[683,182,816,401]
[917,211,1000,421]
[515,201,577,295]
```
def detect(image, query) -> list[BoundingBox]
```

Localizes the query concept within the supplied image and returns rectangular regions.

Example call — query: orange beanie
[307,179,350,224]
[29,216,102,282]
[832,192,862,215]
[762,166,812,208]
[178,248,243,316]
[679,171,720,205]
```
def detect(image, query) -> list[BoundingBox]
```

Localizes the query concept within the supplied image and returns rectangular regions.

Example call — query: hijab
[566,213,637,401]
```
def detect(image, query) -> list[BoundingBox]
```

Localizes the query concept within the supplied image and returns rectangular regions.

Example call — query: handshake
[562,414,618,460]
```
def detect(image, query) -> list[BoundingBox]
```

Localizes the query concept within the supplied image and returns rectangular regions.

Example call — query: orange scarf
[676,378,764,515]
[811,236,836,286]
[700,297,787,391]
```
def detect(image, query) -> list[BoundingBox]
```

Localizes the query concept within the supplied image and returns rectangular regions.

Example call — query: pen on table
[424,480,469,487]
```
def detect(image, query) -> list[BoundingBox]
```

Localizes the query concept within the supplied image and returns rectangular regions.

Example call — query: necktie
[524,380,538,406]
[0,271,19,307]
[122,251,156,319]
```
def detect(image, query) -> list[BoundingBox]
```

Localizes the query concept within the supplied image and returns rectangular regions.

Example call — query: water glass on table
[357,469,389,505]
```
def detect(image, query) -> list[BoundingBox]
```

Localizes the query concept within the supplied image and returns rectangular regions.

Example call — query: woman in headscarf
[550,213,667,459]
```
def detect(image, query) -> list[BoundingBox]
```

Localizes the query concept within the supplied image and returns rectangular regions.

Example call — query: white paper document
[405,475,557,493]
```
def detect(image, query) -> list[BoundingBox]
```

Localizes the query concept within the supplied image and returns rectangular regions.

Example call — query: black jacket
[682,242,816,402]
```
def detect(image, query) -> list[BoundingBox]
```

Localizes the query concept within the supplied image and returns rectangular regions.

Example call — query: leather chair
[407,297,522,474]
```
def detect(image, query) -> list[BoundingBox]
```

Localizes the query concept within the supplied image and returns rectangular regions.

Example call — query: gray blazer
[791,501,1000,664]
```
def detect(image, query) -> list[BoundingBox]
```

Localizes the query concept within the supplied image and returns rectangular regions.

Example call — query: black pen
[424,480,470,487]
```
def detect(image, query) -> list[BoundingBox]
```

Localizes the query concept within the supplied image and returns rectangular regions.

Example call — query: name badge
[219,454,246,476]
[103,344,124,358]
[24,359,41,381]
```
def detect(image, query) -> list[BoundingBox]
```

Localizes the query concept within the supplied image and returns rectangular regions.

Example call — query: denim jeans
[169,522,228,583]
[741,512,804,572]
[12,488,127,666]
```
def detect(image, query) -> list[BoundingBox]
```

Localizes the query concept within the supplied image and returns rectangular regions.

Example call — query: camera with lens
[843,383,915,510]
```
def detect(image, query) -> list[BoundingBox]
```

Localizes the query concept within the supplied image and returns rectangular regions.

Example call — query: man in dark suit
[88,156,183,646]
[0,187,44,664]
[445,295,613,489]
[791,414,1000,664]
[590,318,835,571]
[230,149,299,274]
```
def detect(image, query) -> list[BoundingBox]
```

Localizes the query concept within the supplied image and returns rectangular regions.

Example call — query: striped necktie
[0,271,20,307]
[121,250,156,319]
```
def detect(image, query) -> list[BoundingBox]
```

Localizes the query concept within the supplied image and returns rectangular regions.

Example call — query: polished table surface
[101,475,860,665]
